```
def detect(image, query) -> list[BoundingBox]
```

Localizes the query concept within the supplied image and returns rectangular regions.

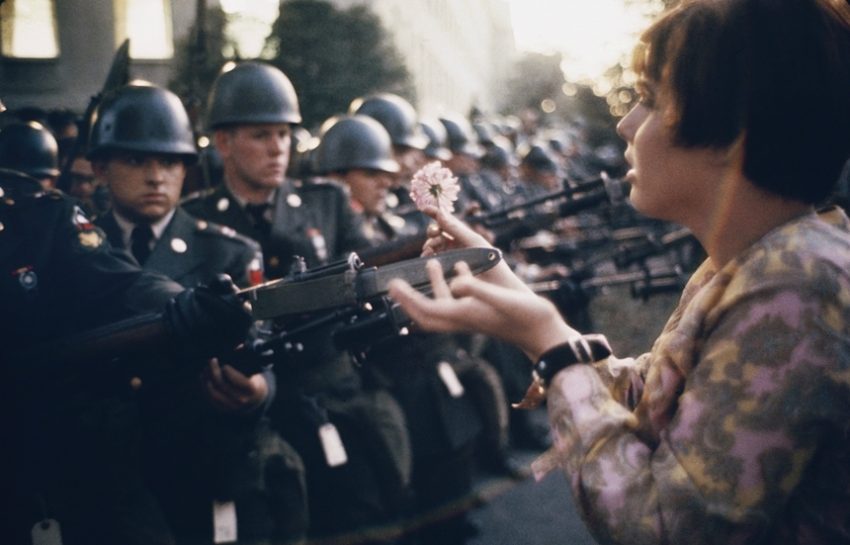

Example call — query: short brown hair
[634,0,850,204]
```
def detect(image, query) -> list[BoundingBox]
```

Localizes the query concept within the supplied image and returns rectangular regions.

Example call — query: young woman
[388,0,850,543]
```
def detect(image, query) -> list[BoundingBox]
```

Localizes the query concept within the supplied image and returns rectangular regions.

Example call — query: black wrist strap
[533,333,612,386]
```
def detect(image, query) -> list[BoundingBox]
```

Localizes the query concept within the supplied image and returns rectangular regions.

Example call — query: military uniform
[349,207,487,545]
[182,179,369,280]
[97,207,306,544]
[0,174,183,545]
[183,179,411,544]
[96,207,262,288]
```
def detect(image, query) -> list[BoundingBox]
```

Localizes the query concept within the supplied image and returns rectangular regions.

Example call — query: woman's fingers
[427,258,453,299]
[388,278,455,333]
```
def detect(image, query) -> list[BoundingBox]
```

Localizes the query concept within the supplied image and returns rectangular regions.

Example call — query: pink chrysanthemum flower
[409,161,461,214]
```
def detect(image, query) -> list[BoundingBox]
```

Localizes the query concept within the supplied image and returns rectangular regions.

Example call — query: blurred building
[0,0,514,118]
[0,0,197,113]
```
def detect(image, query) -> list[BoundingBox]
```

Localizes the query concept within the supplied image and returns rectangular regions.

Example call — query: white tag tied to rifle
[438,361,465,398]
[319,422,348,467]
[31,519,62,545]
[212,500,238,544]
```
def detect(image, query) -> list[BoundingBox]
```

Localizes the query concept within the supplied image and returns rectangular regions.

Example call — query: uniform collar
[112,208,176,249]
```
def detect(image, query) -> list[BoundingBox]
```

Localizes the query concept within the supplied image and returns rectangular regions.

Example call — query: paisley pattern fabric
[544,207,850,544]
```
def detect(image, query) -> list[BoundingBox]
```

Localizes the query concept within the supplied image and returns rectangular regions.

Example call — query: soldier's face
[216,124,291,191]
[95,152,185,223]
[393,146,426,184]
[345,168,394,215]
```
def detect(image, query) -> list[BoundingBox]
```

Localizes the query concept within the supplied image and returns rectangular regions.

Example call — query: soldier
[313,114,415,242]
[0,120,61,190]
[183,61,368,280]
[0,122,253,543]
[183,61,409,544]
[439,115,506,213]
[313,113,496,545]
[87,81,305,545]
[419,117,452,165]
[516,142,563,197]
[349,92,431,233]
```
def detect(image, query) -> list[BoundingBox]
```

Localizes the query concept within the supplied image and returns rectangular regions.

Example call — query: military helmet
[520,143,559,173]
[473,121,497,147]
[349,93,428,151]
[207,61,301,129]
[419,118,451,161]
[481,137,517,171]
[0,121,60,178]
[439,115,483,158]
[87,83,197,162]
[313,115,400,175]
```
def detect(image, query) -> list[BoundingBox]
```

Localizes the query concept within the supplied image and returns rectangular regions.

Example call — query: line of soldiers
[1,60,703,545]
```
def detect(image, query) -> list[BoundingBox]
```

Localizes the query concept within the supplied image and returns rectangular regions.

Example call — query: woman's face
[616,81,725,226]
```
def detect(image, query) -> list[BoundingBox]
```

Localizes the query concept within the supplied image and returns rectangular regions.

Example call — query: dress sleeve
[544,282,849,545]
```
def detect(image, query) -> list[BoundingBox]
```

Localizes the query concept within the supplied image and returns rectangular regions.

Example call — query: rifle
[56,39,130,192]
[8,248,501,375]
[468,174,625,228]
[529,266,688,303]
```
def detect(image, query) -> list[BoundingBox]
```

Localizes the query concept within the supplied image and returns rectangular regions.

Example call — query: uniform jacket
[96,207,262,289]
[1,174,183,545]
[182,178,369,280]
[98,206,280,541]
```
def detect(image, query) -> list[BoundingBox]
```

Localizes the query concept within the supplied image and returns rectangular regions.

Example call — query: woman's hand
[422,205,532,293]
[388,259,579,360]
[421,204,491,256]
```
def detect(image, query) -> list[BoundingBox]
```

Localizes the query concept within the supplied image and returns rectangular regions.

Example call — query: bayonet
[245,247,501,319]
[57,39,131,190]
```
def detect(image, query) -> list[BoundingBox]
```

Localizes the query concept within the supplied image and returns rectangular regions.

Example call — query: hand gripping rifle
[8,248,502,377]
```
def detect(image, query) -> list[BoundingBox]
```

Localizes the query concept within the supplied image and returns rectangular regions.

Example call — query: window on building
[114,0,174,60]
[0,0,60,59]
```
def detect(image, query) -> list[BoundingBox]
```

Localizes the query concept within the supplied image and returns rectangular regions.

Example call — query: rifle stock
[7,312,168,379]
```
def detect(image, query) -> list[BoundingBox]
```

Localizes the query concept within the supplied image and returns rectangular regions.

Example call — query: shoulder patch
[299,177,343,191]
[180,187,220,209]
[182,186,218,201]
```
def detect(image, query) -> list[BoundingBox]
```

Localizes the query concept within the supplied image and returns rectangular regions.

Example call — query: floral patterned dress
[539,207,850,544]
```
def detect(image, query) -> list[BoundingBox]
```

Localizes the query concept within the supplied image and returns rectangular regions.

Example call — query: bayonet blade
[248,247,501,319]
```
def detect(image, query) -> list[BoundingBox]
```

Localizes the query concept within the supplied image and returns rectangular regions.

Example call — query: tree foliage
[501,52,618,145]
[501,52,565,113]
[264,0,414,129]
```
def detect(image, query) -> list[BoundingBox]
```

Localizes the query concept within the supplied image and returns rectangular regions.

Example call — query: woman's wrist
[513,333,613,410]
[524,309,579,361]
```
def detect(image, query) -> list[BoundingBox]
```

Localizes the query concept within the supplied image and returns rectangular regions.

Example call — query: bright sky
[218,0,658,83]
[219,0,279,58]
[507,0,658,83]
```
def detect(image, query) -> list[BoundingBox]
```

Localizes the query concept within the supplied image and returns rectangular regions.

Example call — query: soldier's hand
[163,274,253,358]
[203,358,269,413]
